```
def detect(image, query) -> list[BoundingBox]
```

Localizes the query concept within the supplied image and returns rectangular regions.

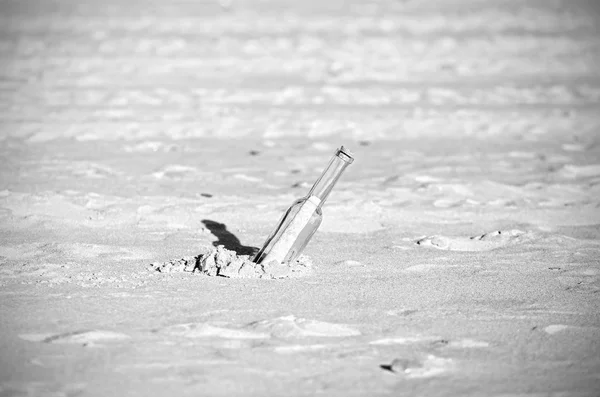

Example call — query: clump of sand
[148,245,312,279]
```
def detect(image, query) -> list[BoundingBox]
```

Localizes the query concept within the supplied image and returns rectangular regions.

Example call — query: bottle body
[253,146,353,265]
[254,196,322,265]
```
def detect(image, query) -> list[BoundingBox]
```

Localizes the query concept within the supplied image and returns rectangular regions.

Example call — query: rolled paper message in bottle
[253,146,354,265]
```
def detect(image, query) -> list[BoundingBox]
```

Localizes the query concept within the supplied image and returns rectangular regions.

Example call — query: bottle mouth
[337,146,354,164]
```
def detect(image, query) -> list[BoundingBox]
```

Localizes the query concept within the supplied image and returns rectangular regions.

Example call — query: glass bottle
[253,146,354,265]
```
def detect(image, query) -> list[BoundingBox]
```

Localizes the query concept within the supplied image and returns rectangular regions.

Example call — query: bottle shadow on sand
[201,219,259,256]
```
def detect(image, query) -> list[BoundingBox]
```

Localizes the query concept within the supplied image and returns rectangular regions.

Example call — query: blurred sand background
[1,0,600,395]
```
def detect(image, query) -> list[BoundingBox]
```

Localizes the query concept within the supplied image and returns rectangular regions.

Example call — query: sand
[148,245,312,278]
[1,0,600,396]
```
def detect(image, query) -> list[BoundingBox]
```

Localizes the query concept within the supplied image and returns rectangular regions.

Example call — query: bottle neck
[308,146,353,206]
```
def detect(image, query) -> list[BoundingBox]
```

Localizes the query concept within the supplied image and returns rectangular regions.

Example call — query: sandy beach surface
[1,0,600,395]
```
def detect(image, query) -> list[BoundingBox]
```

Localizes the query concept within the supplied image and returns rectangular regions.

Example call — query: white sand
[1,0,600,396]
[148,245,312,278]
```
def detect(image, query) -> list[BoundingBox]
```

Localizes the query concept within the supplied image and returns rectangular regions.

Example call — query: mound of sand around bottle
[148,246,312,279]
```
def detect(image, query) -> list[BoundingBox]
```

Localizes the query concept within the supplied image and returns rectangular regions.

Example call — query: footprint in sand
[157,323,270,340]
[371,336,489,349]
[151,164,200,179]
[543,324,571,335]
[443,339,490,348]
[381,354,454,378]
[154,316,359,341]
[558,164,600,179]
[244,315,361,338]
[416,229,529,251]
[19,330,130,346]
[374,335,491,377]
[370,336,439,345]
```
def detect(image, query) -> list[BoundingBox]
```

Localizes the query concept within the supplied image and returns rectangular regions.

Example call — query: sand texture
[148,245,312,278]
[1,0,600,396]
